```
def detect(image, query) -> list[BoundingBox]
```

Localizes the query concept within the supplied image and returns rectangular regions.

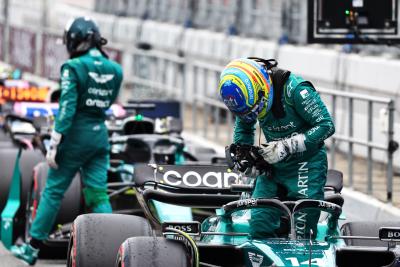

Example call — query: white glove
[259,134,306,164]
[46,131,62,169]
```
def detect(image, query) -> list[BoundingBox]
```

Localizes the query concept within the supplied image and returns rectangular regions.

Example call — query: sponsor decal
[307,126,320,136]
[86,99,110,108]
[223,95,239,109]
[162,222,201,235]
[387,231,400,238]
[267,121,296,132]
[62,69,69,78]
[379,227,400,241]
[162,170,239,188]
[296,162,309,238]
[315,115,325,123]
[297,162,309,197]
[300,89,309,99]
[295,211,308,238]
[88,87,113,96]
[236,198,257,208]
[88,72,115,84]
[248,252,264,267]
[318,201,337,210]
[286,80,295,97]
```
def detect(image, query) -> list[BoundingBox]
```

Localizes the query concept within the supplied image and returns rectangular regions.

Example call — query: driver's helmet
[219,58,273,122]
[63,17,107,56]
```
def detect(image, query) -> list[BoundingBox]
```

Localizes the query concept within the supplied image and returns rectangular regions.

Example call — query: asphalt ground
[0,243,64,266]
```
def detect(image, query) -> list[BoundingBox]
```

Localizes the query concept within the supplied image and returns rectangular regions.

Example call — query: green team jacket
[233,73,335,170]
[55,48,123,137]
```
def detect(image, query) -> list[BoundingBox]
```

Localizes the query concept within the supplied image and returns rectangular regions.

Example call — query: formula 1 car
[66,144,400,267]
[1,100,221,259]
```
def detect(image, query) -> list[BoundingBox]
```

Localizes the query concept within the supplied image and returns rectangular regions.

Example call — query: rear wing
[133,164,240,191]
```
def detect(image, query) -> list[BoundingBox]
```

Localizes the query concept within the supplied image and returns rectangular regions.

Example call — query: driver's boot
[11,242,39,265]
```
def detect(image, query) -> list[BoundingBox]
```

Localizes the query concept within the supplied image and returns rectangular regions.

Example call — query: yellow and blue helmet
[219,58,273,122]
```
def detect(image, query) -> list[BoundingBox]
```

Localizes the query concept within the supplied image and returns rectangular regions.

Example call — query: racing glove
[243,166,260,178]
[259,134,306,164]
[46,131,62,169]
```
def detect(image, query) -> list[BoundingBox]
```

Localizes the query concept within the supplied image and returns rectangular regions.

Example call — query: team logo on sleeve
[300,89,309,99]
[62,69,69,78]
[88,72,115,84]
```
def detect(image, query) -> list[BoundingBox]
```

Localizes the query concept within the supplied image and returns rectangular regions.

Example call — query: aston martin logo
[88,72,114,84]
[248,252,264,267]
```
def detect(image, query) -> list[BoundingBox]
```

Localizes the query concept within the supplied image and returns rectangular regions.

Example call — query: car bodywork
[130,163,346,267]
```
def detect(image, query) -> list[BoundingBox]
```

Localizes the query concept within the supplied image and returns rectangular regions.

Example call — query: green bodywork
[199,206,346,267]
[1,148,22,249]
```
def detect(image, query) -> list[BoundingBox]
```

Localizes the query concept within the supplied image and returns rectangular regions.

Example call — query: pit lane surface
[0,243,64,267]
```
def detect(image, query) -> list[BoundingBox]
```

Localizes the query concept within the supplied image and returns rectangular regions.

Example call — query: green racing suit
[233,73,335,238]
[30,48,123,240]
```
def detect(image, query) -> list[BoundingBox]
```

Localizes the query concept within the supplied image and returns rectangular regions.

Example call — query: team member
[219,58,334,238]
[12,17,123,265]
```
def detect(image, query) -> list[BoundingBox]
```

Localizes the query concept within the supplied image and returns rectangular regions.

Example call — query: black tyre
[67,214,153,267]
[0,148,44,241]
[341,221,400,246]
[25,162,82,257]
[116,236,189,267]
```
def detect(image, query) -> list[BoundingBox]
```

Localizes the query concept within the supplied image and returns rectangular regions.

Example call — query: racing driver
[219,58,335,238]
[12,17,123,265]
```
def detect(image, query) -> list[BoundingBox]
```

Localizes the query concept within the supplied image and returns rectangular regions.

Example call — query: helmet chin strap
[236,90,267,122]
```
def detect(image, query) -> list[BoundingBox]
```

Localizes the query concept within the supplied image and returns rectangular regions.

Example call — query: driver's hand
[260,134,307,164]
[46,131,62,169]
[259,141,288,164]
[244,166,260,177]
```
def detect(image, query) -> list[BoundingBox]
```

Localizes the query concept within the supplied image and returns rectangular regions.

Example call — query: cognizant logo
[162,170,239,188]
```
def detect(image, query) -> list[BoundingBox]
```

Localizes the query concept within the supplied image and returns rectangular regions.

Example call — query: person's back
[11,17,123,265]
[57,48,122,133]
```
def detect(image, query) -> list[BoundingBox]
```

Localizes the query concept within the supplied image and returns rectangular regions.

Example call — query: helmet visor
[233,94,266,123]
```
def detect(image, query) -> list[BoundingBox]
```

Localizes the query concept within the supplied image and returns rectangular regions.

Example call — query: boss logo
[166,225,192,232]
[387,231,400,238]
[162,222,200,235]
[379,227,400,241]
[162,170,239,188]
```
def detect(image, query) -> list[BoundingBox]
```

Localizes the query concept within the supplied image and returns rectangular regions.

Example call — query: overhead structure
[308,0,400,44]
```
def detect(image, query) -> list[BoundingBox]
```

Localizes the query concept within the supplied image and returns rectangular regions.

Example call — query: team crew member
[219,58,334,238]
[12,17,123,265]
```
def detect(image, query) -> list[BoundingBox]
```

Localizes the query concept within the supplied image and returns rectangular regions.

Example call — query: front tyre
[67,214,153,267]
[116,236,189,267]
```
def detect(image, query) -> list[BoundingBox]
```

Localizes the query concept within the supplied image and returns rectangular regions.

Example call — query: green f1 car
[66,145,400,267]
